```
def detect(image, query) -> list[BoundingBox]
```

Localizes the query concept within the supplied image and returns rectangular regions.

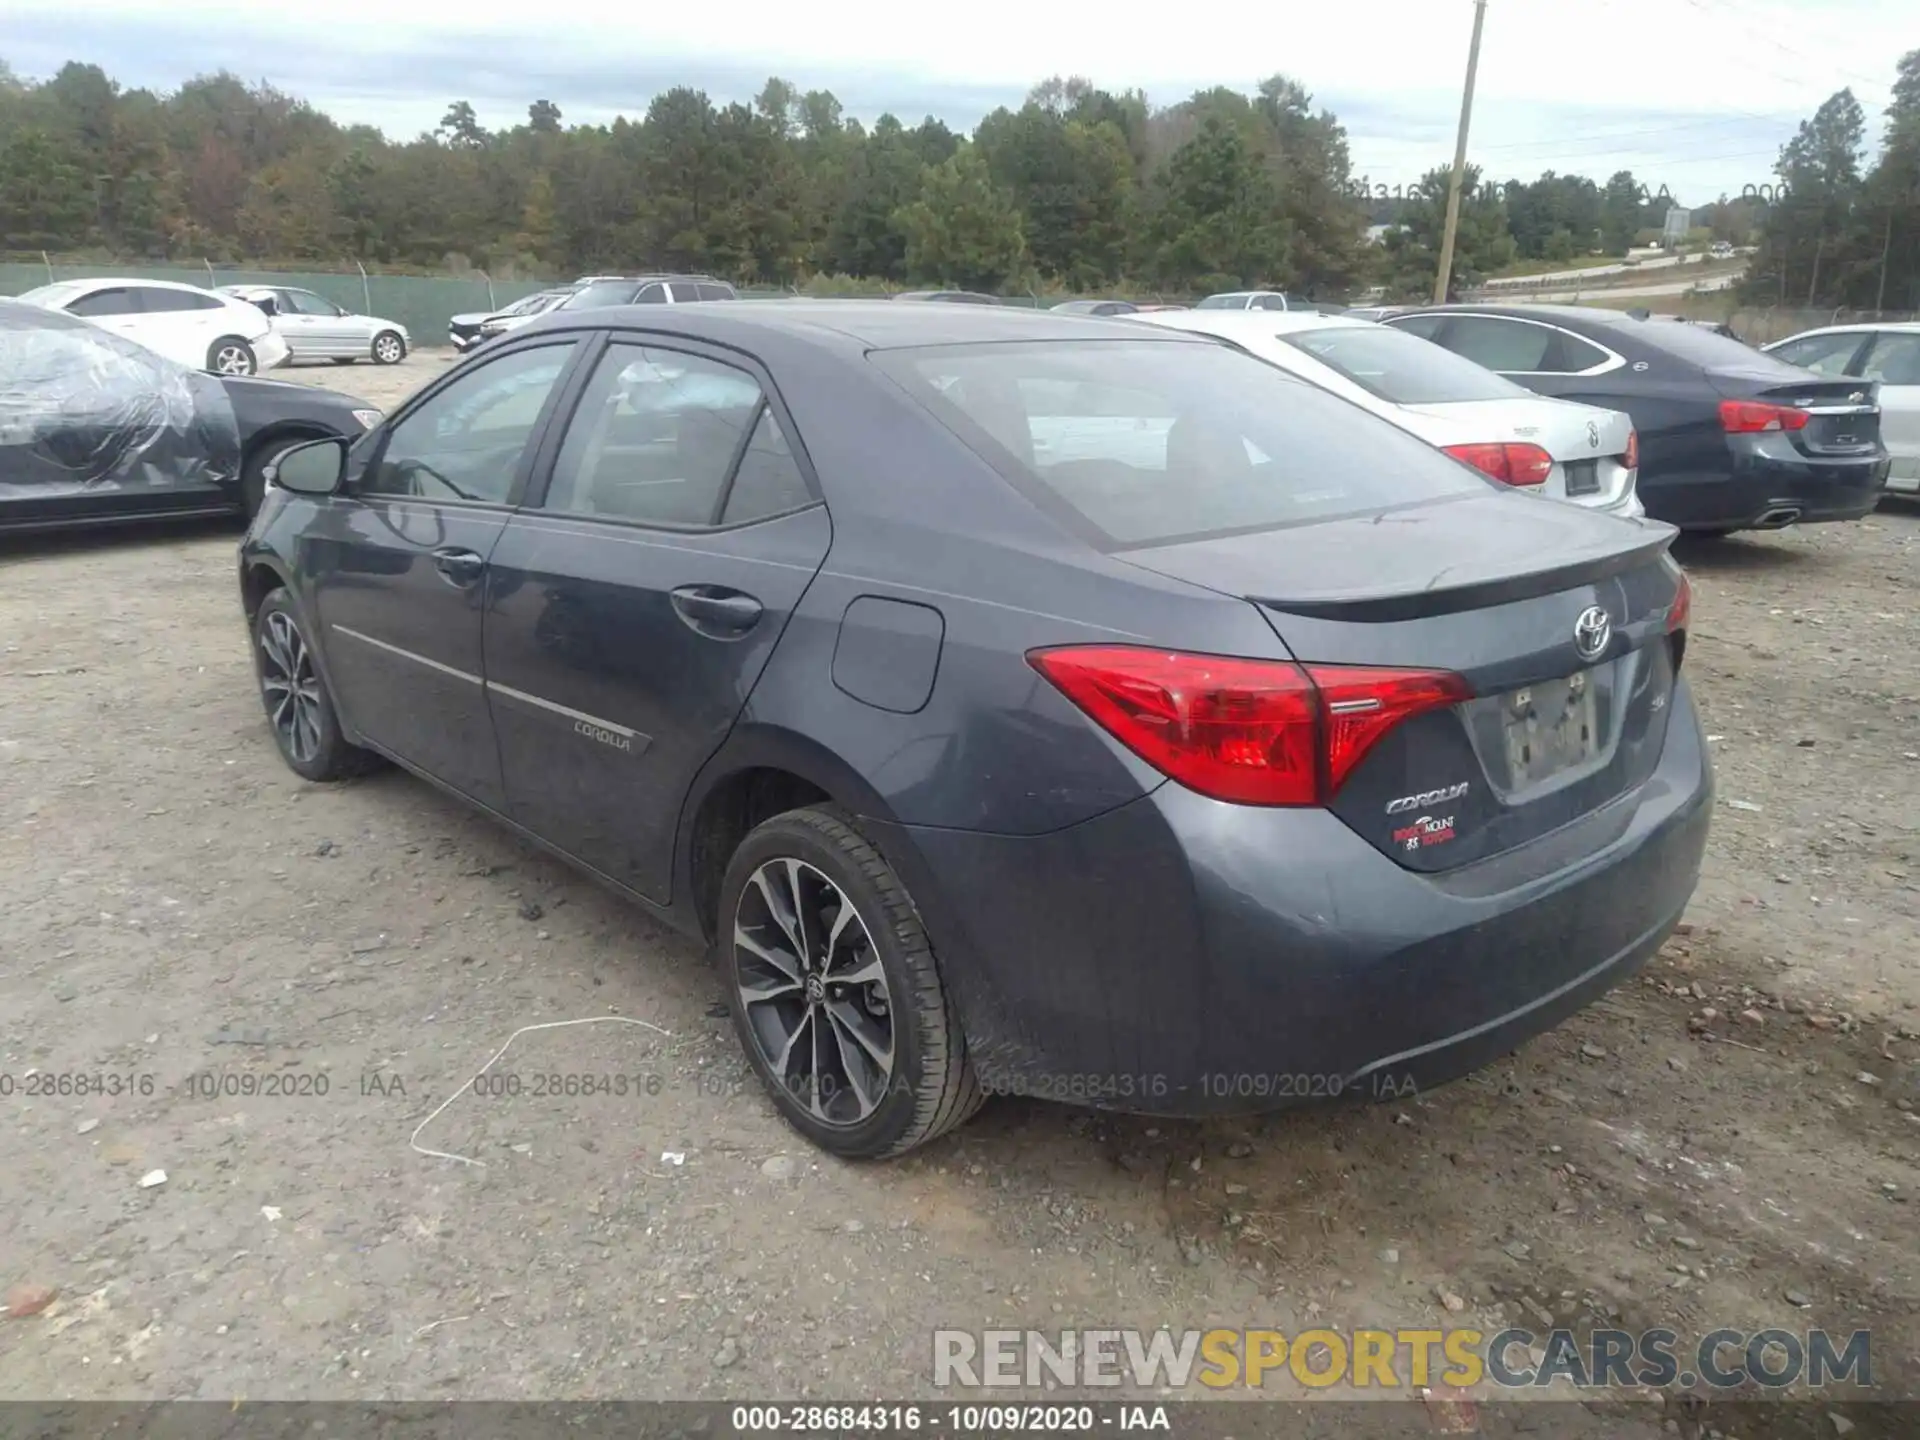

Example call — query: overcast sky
[5,0,1911,203]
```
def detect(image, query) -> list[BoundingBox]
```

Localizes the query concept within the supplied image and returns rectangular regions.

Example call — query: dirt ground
[1,352,1915,1428]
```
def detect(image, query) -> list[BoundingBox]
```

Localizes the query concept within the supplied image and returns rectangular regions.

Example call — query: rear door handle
[671,585,763,637]
[433,547,486,586]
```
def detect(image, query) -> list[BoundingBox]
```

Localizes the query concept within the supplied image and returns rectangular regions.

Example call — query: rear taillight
[1623,430,1639,470]
[1442,442,1554,487]
[1028,646,1472,807]
[1718,399,1808,434]
[1666,570,1692,671]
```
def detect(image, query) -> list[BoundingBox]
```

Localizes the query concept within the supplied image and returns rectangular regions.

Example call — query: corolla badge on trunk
[1573,605,1612,661]
[1386,782,1470,815]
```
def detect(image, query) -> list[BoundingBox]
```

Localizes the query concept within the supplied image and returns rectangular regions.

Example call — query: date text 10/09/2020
[1337,179,1796,205]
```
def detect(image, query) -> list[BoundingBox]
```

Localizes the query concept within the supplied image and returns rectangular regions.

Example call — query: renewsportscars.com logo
[933,1327,1872,1392]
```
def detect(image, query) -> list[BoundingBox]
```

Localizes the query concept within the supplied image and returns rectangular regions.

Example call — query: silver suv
[558,275,739,311]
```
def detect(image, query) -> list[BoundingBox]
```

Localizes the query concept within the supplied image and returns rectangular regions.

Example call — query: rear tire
[716,806,982,1159]
[372,331,406,365]
[251,587,384,782]
[208,336,257,376]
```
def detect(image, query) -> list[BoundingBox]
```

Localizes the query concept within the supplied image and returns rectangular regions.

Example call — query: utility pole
[1434,0,1490,304]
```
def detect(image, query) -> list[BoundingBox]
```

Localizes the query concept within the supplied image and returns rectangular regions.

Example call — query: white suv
[14,278,289,375]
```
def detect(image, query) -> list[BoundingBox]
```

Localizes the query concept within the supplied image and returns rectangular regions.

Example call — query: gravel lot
[2,353,1916,1423]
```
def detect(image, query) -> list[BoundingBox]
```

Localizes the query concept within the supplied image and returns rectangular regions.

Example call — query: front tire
[717,806,982,1158]
[209,337,257,376]
[251,588,384,782]
[372,331,406,365]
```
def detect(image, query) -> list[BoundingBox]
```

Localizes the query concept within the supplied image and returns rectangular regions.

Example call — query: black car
[1,300,378,533]
[242,301,1708,1159]
[1387,304,1890,533]
[893,290,1001,305]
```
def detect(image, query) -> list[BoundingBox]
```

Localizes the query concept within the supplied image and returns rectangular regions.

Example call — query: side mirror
[269,436,349,496]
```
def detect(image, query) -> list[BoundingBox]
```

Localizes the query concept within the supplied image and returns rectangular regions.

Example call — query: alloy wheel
[374,334,403,363]
[258,610,323,764]
[733,858,895,1126]
[215,343,255,376]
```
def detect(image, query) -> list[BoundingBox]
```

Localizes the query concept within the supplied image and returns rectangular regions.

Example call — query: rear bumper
[255,332,292,370]
[884,679,1713,1116]
[1644,443,1889,530]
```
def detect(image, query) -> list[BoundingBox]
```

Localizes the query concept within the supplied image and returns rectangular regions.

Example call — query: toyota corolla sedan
[240,302,1711,1159]
[1138,309,1644,517]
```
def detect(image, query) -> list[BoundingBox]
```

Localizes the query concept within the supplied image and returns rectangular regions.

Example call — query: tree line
[0,51,1914,306]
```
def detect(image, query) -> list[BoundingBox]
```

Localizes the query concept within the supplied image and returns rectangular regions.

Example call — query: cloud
[3,0,1906,197]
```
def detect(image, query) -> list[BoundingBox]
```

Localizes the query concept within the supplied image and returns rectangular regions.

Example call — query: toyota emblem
[1573,605,1612,661]
[1586,421,1600,449]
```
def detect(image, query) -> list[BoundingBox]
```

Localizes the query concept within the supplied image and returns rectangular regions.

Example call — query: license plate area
[1502,671,1599,787]
[1562,459,1600,497]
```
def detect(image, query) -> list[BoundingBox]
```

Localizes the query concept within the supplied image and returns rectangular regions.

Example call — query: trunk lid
[1118,493,1684,871]
[1710,371,1882,459]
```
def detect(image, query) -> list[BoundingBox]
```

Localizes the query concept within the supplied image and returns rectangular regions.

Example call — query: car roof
[1773,321,1920,338]
[67,277,222,295]
[517,298,1211,351]
[1140,309,1378,336]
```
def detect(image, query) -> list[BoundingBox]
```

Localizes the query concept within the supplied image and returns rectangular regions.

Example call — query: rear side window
[1440,317,1556,372]
[872,340,1488,548]
[151,288,222,312]
[696,283,736,302]
[1862,332,1920,385]
[667,283,700,302]
[570,281,641,309]
[66,287,138,317]
[1279,325,1530,403]
[543,343,809,527]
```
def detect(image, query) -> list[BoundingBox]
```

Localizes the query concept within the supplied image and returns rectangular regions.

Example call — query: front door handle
[433,547,486,586]
[671,585,763,637]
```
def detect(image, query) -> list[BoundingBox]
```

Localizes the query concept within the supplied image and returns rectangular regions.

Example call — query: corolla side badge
[1586,421,1600,449]
[1573,605,1612,662]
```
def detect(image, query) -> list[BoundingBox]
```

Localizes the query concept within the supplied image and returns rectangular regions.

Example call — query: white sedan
[13,278,288,376]
[217,285,410,366]
[1135,309,1643,516]
[1762,322,1920,496]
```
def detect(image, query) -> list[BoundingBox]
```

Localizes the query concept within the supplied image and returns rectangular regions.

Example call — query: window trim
[1391,312,1628,378]
[348,336,588,512]
[516,329,823,534]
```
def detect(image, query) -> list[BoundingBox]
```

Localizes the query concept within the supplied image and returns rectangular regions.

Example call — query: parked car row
[1382,305,1892,533]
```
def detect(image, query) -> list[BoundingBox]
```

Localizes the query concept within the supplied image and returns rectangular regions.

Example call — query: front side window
[285,289,342,317]
[872,339,1488,548]
[696,283,736,302]
[1279,325,1531,404]
[363,343,574,504]
[542,343,808,526]
[66,287,137,318]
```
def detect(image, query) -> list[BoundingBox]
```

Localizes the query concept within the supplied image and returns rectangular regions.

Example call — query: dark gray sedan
[239,302,1712,1158]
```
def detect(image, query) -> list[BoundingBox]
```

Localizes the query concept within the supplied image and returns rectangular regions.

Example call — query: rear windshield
[1279,324,1530,404]
[1622,318,1782,370]
[871,340,1489,548]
